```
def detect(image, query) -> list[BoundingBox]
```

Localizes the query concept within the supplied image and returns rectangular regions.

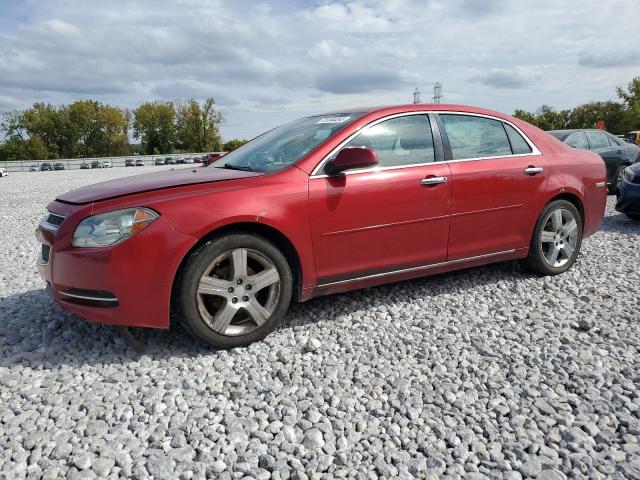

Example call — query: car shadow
[0,260,530,369]
[599,210,640,234]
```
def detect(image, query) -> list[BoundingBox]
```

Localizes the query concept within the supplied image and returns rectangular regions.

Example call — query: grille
[41,244,51,263]
[46,213,65,227]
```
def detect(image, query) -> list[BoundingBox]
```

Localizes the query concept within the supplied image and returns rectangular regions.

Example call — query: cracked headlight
[72,208,158,247]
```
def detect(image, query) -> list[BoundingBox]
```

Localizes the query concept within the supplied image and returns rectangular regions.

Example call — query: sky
[0,0,638,140]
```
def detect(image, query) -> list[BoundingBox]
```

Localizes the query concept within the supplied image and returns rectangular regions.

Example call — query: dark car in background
[616,163,640,220]
[54,163,65,171]
[154,158,165,165]
[80,162,90,169]
[202,153,224,167]
[165,157,175,165]
[91,161,102,169]
[125,159,135,167]
[549,129,640,193]
[40,162,52,171]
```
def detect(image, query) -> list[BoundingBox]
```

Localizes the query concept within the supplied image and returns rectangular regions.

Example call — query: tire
[609,165,627,194]
[523,200,583,276]
[626,213,640,221]
[174,233,292,349]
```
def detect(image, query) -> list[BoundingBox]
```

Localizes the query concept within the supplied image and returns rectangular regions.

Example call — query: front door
[437,113,549,260]
[308,114,452,284]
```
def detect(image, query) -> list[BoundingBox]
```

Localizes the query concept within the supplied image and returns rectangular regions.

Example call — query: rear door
[308,113,452,284]
[437,113,549,260]
[586,130,624,185]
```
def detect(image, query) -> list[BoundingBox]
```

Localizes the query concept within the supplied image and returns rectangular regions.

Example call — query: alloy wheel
[539,208,579,268]
[196,248,280,336]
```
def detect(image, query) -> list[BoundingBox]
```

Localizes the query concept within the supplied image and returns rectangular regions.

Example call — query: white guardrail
[0,152,225,173]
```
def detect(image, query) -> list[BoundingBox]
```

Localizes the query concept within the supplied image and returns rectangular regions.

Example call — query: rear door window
[440,114,512,160]
[586,131,611,149]
[565,132,590,150]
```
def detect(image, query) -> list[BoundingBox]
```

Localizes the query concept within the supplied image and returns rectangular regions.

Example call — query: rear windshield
[547,131,569,141]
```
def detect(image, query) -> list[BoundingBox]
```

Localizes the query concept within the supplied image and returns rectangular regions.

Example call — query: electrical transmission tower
[413,87,421,104]
[432,82,443,104]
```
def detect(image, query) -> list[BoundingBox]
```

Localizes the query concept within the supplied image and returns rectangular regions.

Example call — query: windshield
[211,113,365,173]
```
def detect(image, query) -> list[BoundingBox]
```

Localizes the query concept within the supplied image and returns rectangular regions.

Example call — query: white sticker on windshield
[315,116,351,124]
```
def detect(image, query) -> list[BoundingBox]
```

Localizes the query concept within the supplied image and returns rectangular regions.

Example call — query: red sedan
[37,104,607,348]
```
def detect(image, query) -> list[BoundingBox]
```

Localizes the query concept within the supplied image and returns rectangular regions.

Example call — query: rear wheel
[625,213,640,221]
[174,233,292,348]
[523,200,583,275]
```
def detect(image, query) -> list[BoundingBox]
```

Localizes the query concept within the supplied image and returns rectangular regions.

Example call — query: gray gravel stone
[0,169,638,479]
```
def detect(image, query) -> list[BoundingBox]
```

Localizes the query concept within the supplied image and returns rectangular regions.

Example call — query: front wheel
[625,213,640,221]
[174,233,292,348]
[523,200,583,276]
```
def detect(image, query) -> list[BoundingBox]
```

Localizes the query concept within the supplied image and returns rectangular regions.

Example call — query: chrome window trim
[309,110,541,178]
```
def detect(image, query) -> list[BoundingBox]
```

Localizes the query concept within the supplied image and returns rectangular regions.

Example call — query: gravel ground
[1,168,639,480]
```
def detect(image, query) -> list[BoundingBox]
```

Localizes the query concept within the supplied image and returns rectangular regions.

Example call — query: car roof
[316,103,519,121]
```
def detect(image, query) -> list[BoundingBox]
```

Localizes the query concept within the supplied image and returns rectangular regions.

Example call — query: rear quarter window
[504,124,532,154]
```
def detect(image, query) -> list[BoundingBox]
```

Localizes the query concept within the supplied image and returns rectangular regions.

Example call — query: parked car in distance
[125,159,135,167]
[36,104,607,349]
[155,158,165,165]
[54,163,65,171]
[136,159,145,167]
[101,161,112,168]
[30,164,39,172]
[183,157,193,164]
[202,153,223,166]
[616,163,640,221]
[40,162,52,171]
[0,168,7,177]
[90,161,102,169]
[193,156,202,163]
[165,157,175,165]
[80,162,90,169]
[624,131,639,145]
[548,129,640,193]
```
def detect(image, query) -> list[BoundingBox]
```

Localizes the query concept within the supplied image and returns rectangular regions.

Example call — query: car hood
[57,167,264,204]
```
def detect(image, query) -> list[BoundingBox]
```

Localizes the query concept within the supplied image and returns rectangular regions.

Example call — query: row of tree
[513,77,640,133]
[0,98,245,161]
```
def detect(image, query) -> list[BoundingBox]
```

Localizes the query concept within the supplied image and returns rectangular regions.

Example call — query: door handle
[524,166,544,175]
[617,150,623,154]
[421,176,448,186]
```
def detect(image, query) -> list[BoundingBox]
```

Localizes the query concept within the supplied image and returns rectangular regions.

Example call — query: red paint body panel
[308,163,452,283]
[447,154,549,259]
[37,104,608,329]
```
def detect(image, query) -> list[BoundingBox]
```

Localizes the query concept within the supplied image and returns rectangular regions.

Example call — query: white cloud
[0,0,638,139]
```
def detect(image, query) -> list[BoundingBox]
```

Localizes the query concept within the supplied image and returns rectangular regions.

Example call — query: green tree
[223,138,248,151]
[617,77,640,131]
[133,101,176,154]
[175,98,223,152]
[567,101,628,133]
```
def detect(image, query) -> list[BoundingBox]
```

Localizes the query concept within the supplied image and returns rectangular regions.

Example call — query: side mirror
[325,147,378,175]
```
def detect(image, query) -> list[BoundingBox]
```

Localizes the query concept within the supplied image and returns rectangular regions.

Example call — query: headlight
[622,167,635,183]
[72,208,158,247]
